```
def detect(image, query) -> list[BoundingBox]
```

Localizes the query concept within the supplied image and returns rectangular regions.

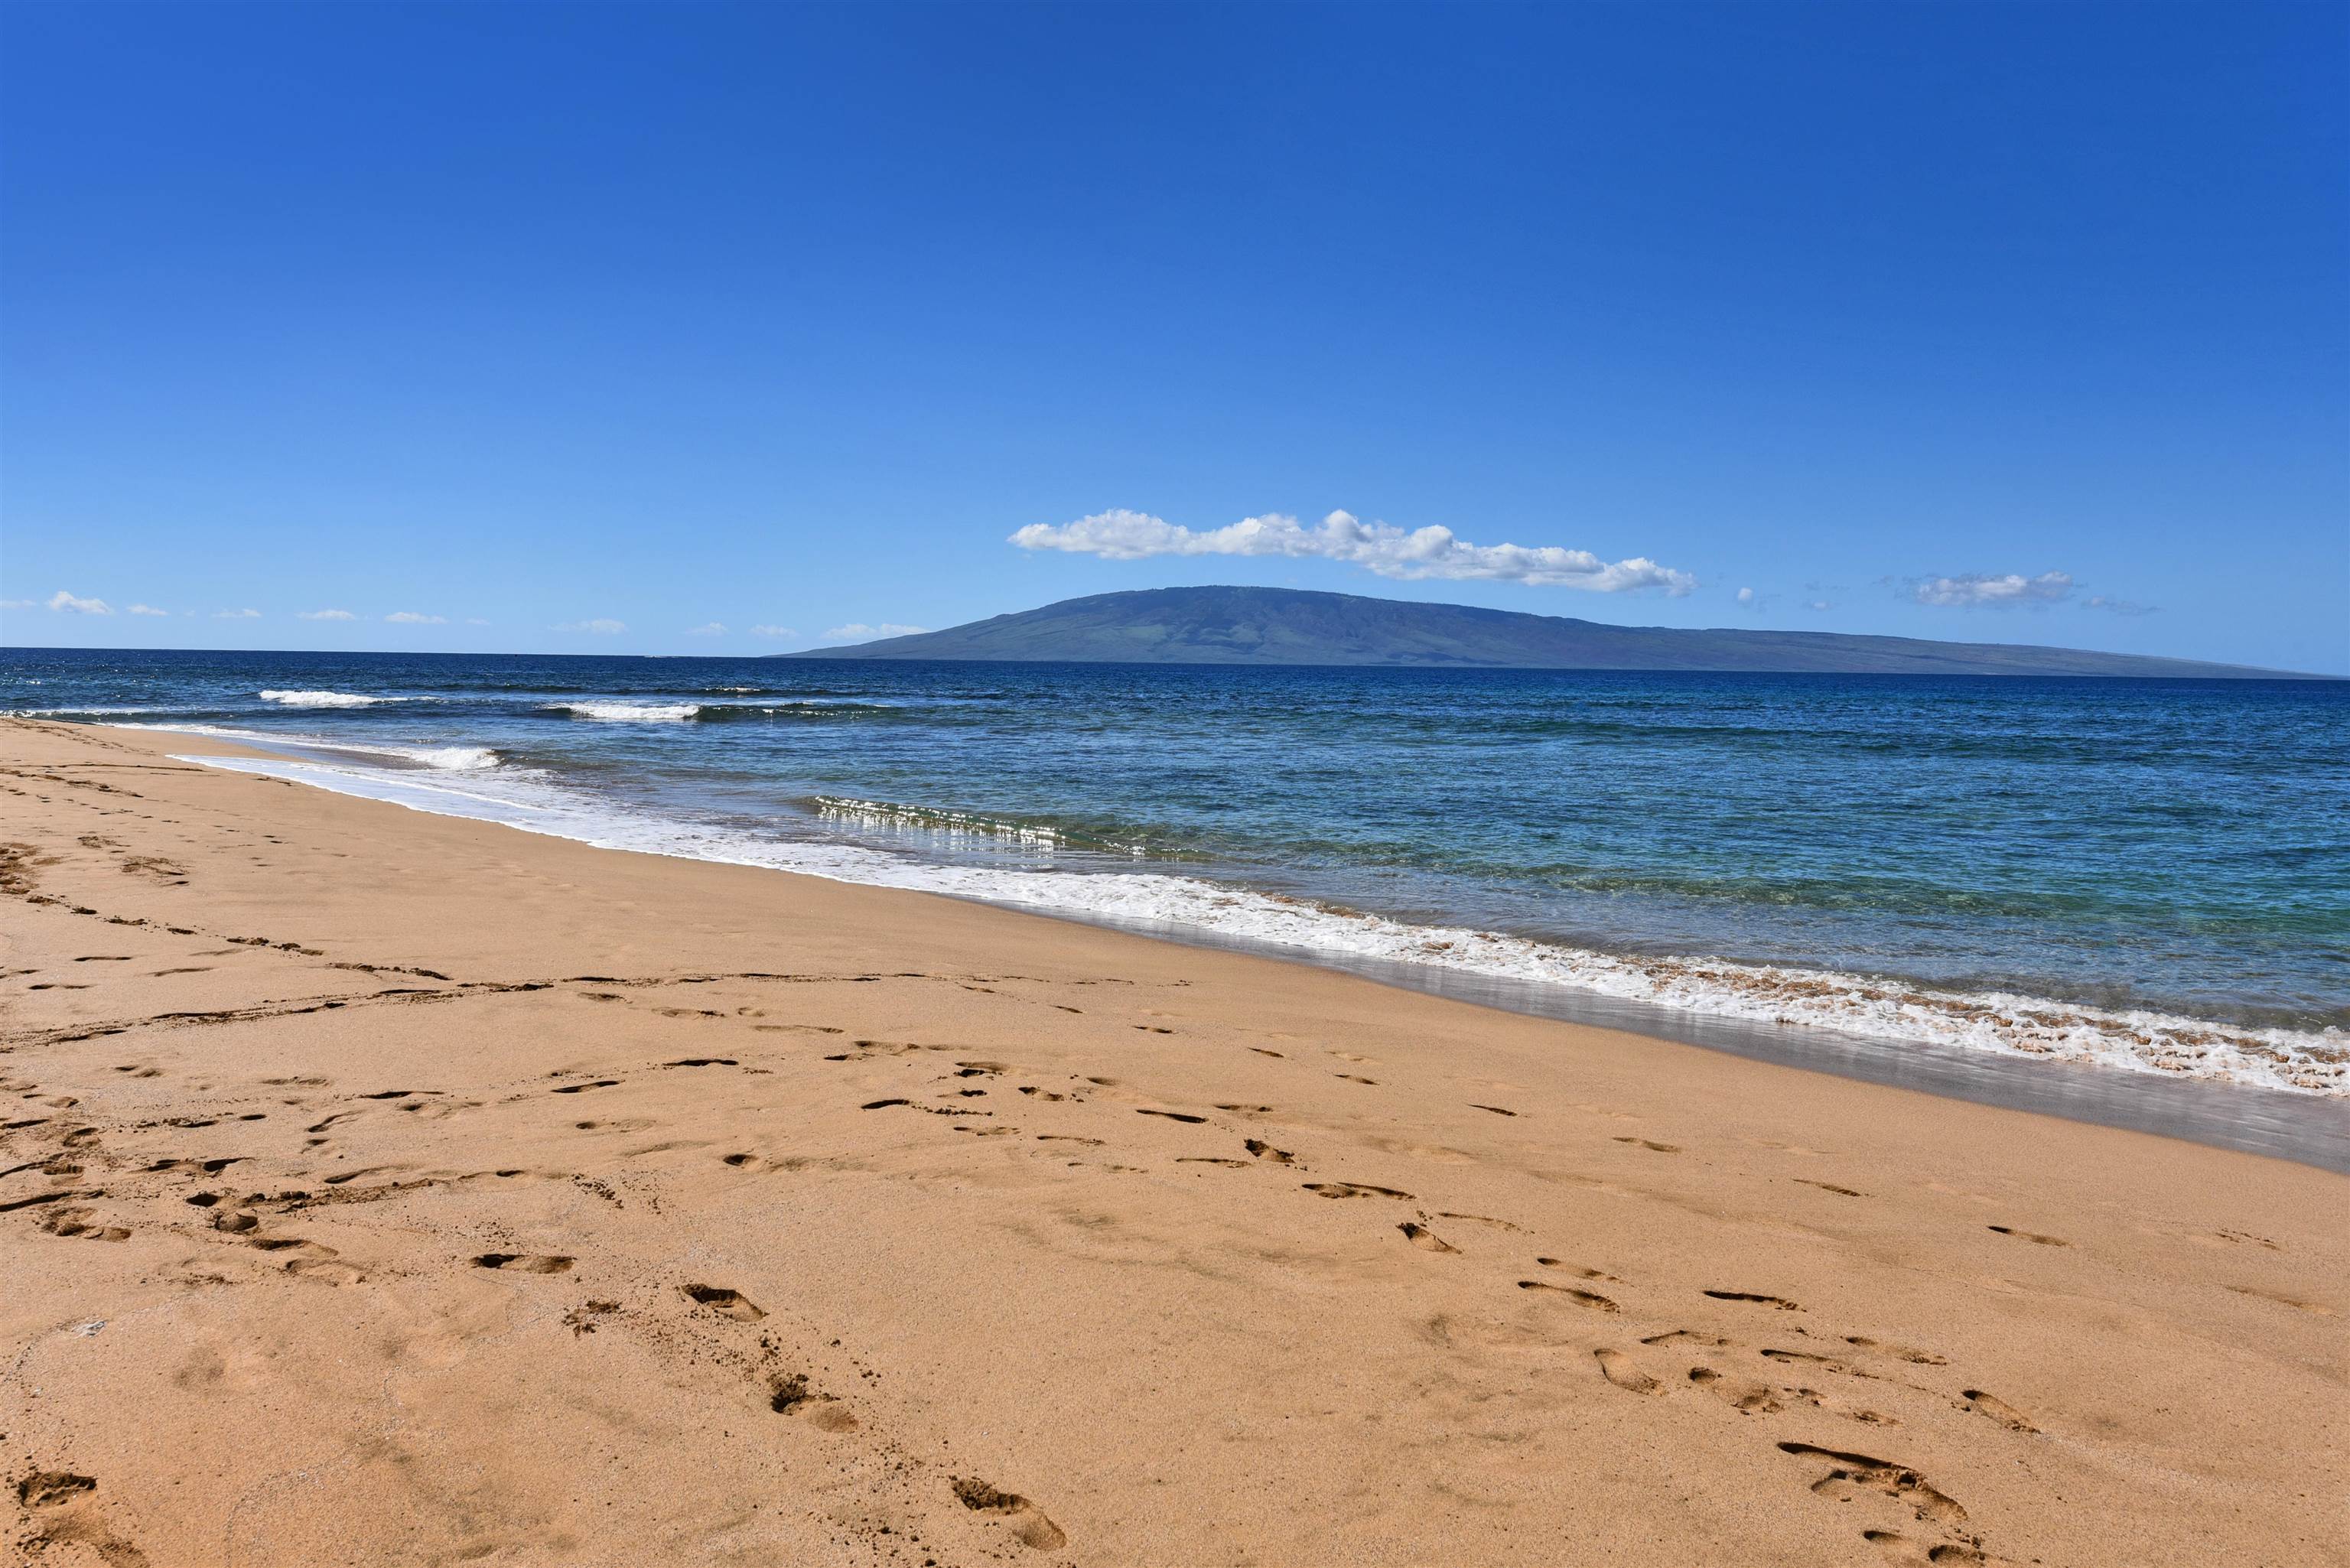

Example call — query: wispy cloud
[553,618,627,635]
[129,603,170,616]
[750,625,799,639]
[298,608,356,621]
[1735,587,1756,608]
[213,608,262,620]
[1911,571,2075,607]
[822,623,929,642]
[465,617,490,626]
[1011,509,1696,594]
[2084,594,2157,616]
[685,622,727,637]
[47,590,112,615]
[0,599,32,610]
[386,610,447,625]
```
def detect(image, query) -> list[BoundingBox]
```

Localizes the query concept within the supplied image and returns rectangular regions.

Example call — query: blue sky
[4,1,2344,671]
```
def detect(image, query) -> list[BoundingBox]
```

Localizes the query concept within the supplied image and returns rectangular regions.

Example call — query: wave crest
[259,689,386,708]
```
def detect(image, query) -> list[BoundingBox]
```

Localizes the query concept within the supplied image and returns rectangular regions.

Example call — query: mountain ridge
[779,586,2313,678]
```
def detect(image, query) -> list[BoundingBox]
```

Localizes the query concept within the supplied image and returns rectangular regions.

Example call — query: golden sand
[2,717,2342,1566]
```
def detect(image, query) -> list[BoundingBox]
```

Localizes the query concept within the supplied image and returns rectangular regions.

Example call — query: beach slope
[2,717,2342,1566]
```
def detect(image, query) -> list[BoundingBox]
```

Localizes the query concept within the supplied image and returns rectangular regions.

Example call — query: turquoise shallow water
[8,647,2345,1091]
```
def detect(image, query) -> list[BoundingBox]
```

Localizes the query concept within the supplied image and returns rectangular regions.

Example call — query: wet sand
[4,717,2344,1566]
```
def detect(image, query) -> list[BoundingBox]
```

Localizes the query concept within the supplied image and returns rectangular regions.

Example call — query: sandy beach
[2,714,2342,1566]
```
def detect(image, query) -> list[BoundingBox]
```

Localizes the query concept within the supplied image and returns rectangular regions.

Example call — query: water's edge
[159,740,2350,1176]
[1069,910,2350,1176]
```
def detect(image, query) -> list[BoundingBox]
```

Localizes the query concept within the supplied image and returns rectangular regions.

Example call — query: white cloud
[553,618,627,635]
[1808,600,1833,612]
[750,625,800,639]
[822,623,929,642]
[685,622,727,637]
[465,617,490,626]
[1735,587,1755,607]
[0,599,31,610]
[386,611,447,624]
[48,590,112,615]
[298,608,356,621]
[1912,571,2074,608]
[214,608,262,619]
[2084,594,2157,616]
[1011,509,1696,594]
[129,603,169,616]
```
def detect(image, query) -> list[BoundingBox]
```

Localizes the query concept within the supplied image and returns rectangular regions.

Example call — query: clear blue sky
[4,2,2344,671]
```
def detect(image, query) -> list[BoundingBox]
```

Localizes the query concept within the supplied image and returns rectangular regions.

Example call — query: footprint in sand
[1794,1179,1867,1197]
[768,1373,859,1431]
[1613,1137,1680,1153]
[1303,1182,1413,1199]
[1519,1280,1619,1312]
[1844,1335,1948,1365]
[1399,1222,1457,1253]
[1468,1104,1518,1117]
[1778,1443,1968,1527]
[1986,1225,2067,1247]
[680,1283,765,1321]
[1863,1530,2020,1566]
[1704,1290,1802,1310]
[951,1476,1066,1551]
[1437,1211,1523,1233]
[474,1253,574,1274]
[1135,1108,1207,1124]
[1688,1365,1784,1413]
[17,1472,96,1508]
[1593,1348,1663,1395]
[1536,1258,1623,1283]
[1243,1139,1294,1163]
[1961,1390,2038,1433]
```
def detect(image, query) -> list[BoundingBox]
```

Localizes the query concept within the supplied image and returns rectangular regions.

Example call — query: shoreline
[139,721,2350,1166]
[5,715,2343,1566]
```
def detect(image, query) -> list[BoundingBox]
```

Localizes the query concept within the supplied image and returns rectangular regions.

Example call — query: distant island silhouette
[783,585,2311,676]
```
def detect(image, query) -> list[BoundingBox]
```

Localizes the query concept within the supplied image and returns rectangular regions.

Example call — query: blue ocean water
[8,646,2345,1092]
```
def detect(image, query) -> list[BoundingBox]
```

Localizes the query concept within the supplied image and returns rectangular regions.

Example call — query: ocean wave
[395,745,502,772]
[259,689,394,708]
[692,700,900,721]
[815,795,1148,854]
[543,701,704,722]
[171,750,2349,1098]
[545,699,901,723]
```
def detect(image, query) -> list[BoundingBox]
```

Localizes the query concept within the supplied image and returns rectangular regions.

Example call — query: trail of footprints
[4,848,2083,1566]
[808,1025,2052,1563]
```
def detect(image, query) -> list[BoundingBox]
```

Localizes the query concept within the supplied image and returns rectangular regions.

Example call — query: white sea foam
[126,722,499,773]
[259,689,389,708]
[171,750,2349,1098]
[12,705,169,717]
[391,744,502,771]
[543,701,703,722]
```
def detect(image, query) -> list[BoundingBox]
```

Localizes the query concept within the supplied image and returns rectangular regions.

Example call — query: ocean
[8,646,2345,1099]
